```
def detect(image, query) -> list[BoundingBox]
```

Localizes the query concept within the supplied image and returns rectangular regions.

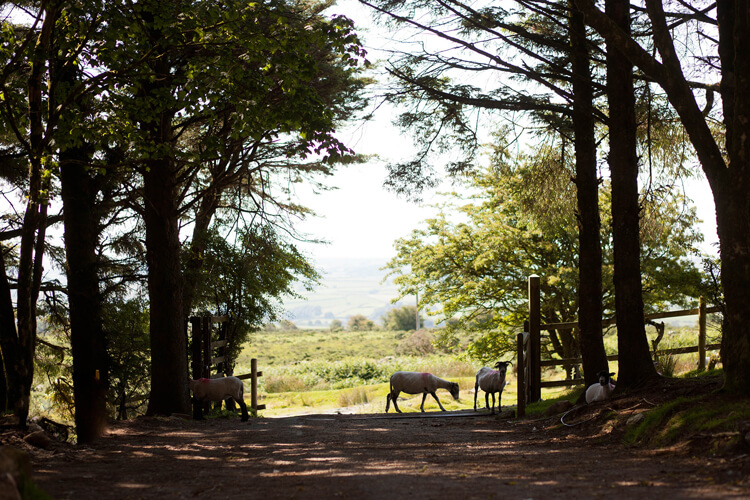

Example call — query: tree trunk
[60,146,109,443]
[0,251,19,413]
[574,0,750,395]
[135,2,191,417]
[12,0,59,426]
[606,0,658,388]
[715,0,750,394]
[142,155,190,416]
[570,0,609,387]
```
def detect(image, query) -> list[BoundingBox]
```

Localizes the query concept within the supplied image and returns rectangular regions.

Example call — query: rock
[627,412,646,426]
[28,423,44,433]
[0,446,31,500]
[543,400,574,417]
[23,430,51,449]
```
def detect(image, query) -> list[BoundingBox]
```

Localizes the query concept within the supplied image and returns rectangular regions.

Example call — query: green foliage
[347,314,375,331]
[190,225,318,370]
[382,305,420,331]
[395,329,436,356]
[104,297,151,420]
[385,140,710,364]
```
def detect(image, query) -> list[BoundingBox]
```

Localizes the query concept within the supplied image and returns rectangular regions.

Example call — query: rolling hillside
[280,257,422,328]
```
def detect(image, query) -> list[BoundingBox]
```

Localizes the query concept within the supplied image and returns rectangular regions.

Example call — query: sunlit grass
[234,324,719,418]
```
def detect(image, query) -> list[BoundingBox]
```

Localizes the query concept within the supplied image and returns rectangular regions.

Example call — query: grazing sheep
[474,361,510,414]
[585,370,616,404]
[385,371,460,413]
[189,376,249,421]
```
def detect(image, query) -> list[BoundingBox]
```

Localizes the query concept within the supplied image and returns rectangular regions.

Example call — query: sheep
[585,370,616,404]
[385,371,460,413]
[474,361,511,414]
[189,376,249,421]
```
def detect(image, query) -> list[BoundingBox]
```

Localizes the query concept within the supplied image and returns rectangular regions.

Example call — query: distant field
[234,322,718,417]
[280,257,416,328]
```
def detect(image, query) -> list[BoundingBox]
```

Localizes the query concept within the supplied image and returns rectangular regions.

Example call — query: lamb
[189,376,249,421]
[474,361,510,414]
[585,370,616,404]
[385,371,460,413]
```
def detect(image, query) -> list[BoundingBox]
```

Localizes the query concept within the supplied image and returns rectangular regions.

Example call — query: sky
[291,1,720,266]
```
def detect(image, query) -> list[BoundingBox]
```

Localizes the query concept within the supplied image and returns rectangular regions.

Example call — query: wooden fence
[516,275,722,417]
[189,315,265,417]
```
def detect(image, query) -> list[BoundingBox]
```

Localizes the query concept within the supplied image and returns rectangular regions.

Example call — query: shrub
[396,329,436,356]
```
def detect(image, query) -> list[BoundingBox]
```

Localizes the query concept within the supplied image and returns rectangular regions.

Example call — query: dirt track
[26,409,750,499]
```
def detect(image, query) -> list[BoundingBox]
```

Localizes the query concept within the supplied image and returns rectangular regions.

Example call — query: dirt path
[27,409,750,499]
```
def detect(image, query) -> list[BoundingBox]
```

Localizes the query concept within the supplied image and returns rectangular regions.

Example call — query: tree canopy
[385,139,709,364]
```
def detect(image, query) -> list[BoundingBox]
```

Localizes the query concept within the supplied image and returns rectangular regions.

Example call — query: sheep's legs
[421,391,446,412]
[485,392,496,414]
[386,392,402,413]
[236,398,249,422]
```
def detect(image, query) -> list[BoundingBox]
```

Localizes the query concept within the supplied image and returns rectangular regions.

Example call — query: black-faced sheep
[189,376,249,421]
[474,361,510,414]
[585,370,616,404]
[385,371,460,413]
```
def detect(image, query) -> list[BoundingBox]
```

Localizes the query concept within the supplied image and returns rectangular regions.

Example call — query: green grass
[228,324,721,418]
[623,390,750,449]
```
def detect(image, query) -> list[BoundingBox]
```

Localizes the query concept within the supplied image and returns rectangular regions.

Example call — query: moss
[624,395,750,448]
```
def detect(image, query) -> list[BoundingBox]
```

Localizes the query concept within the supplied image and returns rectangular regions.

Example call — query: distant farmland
[281,257,420,328]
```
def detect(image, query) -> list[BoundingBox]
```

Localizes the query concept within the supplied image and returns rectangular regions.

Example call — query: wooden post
[190,317,202,380]
[528,275,541,403]
[201,317,210,379]
[517,331,526,418]
[190,317,202,420]
[250,358,267,411]
[698,296,707,371]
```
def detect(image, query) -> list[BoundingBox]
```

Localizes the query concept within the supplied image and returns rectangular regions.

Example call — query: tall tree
[569,0,609,386]
[0,0,61,426]
[359,0,688,384]
[97,0,368,415]
[605,0,658,387]
[573,0,750,393]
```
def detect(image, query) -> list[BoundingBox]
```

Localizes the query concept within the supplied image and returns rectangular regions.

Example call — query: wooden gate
[516,276,721,417]
[189,315,265,417]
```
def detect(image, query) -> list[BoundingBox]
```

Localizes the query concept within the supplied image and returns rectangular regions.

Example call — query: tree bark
[136,2,191,417]
[143,153,190,416]
[13,0,58,426]
[0,250,19,413]
[569,0,609,387]
[714,0,750,394]
[60,146,109,443]
[575,0,750,395]
[606,0,658,388]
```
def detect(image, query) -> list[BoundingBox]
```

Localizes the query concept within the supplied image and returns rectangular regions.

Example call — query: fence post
[190,317,202,420]
[517,331,526,417]
[251,358,259,411]
[528,275,541,402]
[698,296,707,371]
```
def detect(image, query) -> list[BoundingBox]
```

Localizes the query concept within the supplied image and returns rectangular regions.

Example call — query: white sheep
[474,361,510,414]
[189,376,249,421]
[385,371,460,413]
[585,370,616,404]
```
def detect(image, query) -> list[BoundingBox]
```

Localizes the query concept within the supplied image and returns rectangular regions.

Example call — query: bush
[396,329,436,356]
[347,314,375,331]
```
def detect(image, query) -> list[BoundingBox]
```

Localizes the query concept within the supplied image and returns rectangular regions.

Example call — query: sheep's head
[494,361,511,376]
[596,371,615,386]
[449,382,460,401]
